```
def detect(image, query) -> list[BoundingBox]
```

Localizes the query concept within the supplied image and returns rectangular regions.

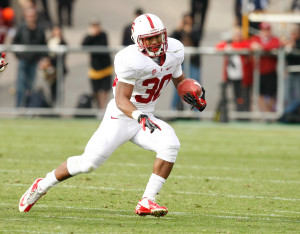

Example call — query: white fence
[0,44,290,121]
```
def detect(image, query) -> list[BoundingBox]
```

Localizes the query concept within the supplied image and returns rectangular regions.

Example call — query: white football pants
[67,109,181,176]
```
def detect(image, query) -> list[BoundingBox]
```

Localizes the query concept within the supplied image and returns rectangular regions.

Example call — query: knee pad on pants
[67,155,98,176]
[156,144,180,163]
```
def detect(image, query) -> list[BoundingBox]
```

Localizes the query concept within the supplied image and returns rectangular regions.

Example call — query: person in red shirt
[216,26,253,112]
[249,22,281,112]
[0,7,14,44]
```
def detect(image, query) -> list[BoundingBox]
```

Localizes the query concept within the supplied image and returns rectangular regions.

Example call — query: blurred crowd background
[0,0,300,123]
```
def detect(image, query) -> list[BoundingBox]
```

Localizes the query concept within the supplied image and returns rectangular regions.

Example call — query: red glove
[138,114,161,133]
[183,87,207,112]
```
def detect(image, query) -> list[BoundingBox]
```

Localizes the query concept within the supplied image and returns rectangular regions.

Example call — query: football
[177,78,202,99]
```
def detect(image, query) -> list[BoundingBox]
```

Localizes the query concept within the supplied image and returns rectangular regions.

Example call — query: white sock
[142,173,166,202]
[38,170,59,193]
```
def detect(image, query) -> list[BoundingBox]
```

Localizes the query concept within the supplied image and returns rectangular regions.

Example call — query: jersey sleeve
[114,50,137,85]
[173,62,183,78]
[172,40,184,79]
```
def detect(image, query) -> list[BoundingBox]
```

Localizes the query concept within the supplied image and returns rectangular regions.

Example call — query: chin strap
[159,53,166,65]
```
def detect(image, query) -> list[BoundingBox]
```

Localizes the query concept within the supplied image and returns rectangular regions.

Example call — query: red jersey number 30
[135,74,172,104]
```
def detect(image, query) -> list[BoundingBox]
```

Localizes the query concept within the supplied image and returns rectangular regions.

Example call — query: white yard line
[96,173,300,184]
[2,158,298,172]
[218,210,297,218]
[1,168,299,184]
[200,214,300,223]
[275,210,300,214]
[0,203,298,223]
[4,183,300,201]
[175,191,300,201]
[43,215,105,221]
[2,202,298,218]
[2,229,53,234]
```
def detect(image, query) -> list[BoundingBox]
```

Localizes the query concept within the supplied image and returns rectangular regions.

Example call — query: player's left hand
[183,87,207,112]
[138,114,161,133]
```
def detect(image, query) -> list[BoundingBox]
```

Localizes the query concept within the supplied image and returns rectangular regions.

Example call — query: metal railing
[0,44,291,120]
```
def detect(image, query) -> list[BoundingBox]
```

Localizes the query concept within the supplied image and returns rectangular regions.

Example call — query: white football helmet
[131,14,168,57]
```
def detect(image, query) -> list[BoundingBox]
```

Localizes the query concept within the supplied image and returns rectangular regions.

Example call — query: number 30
[135,74,172,103]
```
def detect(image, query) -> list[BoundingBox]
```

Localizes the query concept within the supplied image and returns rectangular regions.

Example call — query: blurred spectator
[191,0,209,41]
[122,8,143,46]
[12,6,46,107]
[0,0,14,40]
[18,0,36,10]
[82,20,112,109]
[39,24,68,106]
[0,0,9,8]
[291,0,300,12]
[40,0,52,26]
[282,24,300,111]
[0,7,15,44]
[18,0,52,28]
[171,13,201,110]
[56,0,75,27]
[216,26,253,112]
[249,22,281,112]
[235,0,269,36]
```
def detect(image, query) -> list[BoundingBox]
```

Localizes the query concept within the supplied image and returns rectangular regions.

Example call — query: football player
[19,14,207,217]
[0,53,8,72]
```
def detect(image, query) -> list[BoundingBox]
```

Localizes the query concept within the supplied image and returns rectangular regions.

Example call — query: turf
[0,118,299,233]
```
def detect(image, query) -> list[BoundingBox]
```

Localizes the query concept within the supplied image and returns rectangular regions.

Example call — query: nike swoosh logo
[168,49,182,53]
[111,116,118,119]
[166,66,172,70]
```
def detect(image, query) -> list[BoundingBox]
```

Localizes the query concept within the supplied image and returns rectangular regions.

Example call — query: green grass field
[0,118,299,233]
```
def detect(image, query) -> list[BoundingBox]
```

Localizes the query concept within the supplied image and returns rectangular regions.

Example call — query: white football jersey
[108,37,184,118]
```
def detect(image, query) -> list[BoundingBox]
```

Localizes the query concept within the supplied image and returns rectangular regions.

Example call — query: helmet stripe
[145,14,155,29]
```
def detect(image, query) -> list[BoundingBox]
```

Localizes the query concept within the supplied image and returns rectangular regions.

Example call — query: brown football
[177,78,202,99]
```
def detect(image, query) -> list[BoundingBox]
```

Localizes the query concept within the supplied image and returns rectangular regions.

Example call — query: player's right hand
[137,114,161,134]
[183,87,207,112]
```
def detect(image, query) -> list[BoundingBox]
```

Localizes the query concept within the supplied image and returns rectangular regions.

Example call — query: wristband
[132,110,143,120]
